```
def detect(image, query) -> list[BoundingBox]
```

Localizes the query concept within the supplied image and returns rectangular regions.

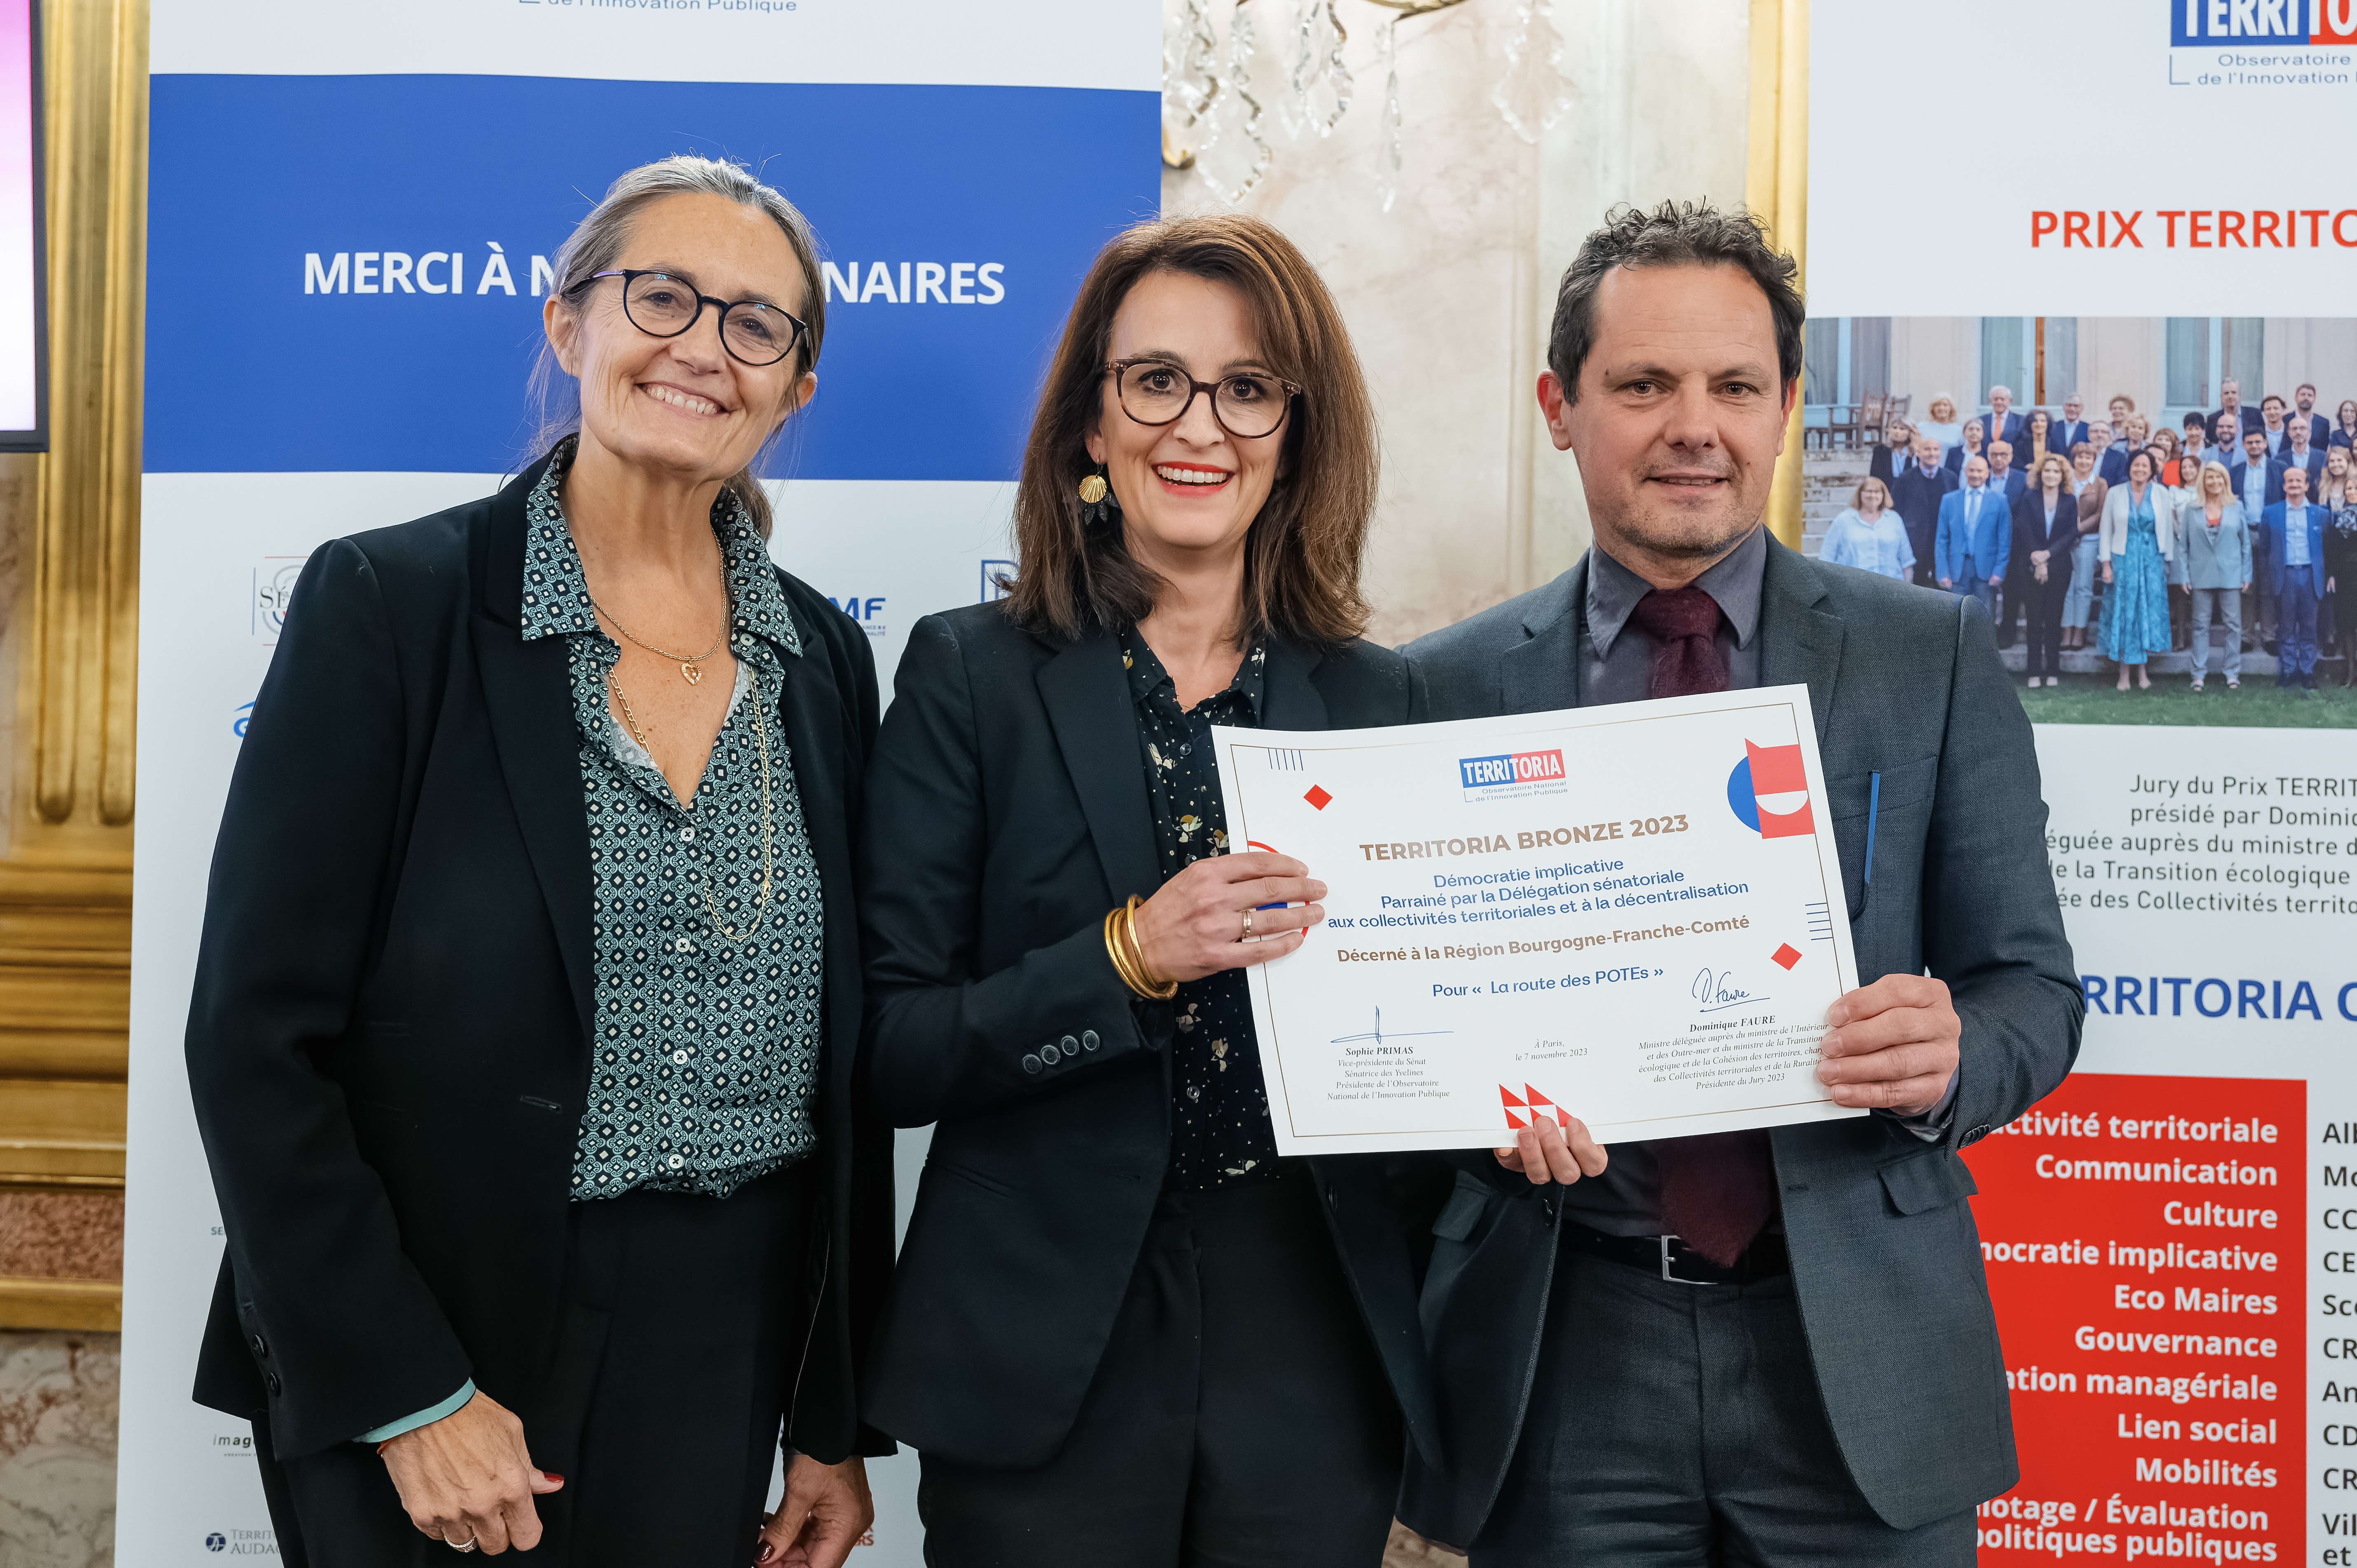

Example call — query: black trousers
[916,1168,1402,1568]
[2022,572,2069,679]
[253,1161,815,1566]
[1473,1249,1974,1568]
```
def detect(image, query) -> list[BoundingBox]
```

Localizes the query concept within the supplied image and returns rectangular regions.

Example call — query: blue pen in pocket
[1863,771,1882,887]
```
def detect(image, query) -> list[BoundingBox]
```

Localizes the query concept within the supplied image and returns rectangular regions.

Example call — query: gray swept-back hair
[531,154,826,538]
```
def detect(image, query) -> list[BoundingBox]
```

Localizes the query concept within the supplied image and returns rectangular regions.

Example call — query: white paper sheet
[1209,685,1868,1154]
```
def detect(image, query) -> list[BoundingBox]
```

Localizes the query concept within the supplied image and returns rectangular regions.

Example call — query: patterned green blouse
[517,445,823,1200]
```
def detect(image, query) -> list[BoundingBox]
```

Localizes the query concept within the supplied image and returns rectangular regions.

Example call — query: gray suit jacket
[2180,500,2255,590]
[1396,536,2082,1547]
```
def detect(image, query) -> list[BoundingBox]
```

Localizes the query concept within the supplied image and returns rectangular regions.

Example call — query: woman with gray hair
[182,154,889,1564]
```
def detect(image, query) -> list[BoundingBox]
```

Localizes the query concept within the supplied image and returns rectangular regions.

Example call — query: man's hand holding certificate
[1210,685,1883,1156]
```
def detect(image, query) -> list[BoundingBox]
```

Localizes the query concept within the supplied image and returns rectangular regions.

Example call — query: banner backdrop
[1813,5,2357,1561]
[118,5,1155,1560]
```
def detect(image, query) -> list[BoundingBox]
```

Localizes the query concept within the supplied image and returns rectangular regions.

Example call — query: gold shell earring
[1078,463,1118,527]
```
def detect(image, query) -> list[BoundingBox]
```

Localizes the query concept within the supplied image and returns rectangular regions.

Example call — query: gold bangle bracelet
[1104,907,1147,998]
[1115,896,1178,1000]
[1105,906,1167,1000]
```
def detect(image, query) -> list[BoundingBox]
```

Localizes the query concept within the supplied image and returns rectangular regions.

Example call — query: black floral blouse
[1122,636,1282,1191]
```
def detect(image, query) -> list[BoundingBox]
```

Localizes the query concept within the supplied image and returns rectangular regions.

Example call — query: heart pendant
[681,661,703,686]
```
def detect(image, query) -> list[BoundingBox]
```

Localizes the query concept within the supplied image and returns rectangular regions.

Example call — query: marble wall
[0,1191,123,1567]
[0,1332,117,1568]
[1160,0,1754,645]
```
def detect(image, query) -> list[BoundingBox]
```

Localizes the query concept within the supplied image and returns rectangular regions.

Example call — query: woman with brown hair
[854,214,1440,1565]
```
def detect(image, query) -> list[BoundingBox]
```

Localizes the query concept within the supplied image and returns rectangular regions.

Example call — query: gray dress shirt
[1558,527,1951,1238]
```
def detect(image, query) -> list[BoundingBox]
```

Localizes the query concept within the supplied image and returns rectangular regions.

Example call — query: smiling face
[1989,388,2012,419]
[1083,269,1289,572]
[2287,465,2310,503]
[1539,262,1791,575]
[1962,420,1984,451]
[2064,397,2083,421]
[2073,446,2095,477]
[545,192,814,489]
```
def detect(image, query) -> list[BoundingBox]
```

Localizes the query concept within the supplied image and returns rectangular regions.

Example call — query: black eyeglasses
[1105,358,1301,440]
[590,269,809,368]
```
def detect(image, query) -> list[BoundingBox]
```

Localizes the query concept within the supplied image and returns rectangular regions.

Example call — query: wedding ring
[449,1536,478,1554]
[1242,907,1254,940]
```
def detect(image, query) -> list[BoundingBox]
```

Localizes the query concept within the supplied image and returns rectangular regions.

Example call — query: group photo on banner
[0,0,2335,1566]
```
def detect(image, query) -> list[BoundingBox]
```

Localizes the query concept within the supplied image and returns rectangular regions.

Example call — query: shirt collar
[515,439,801,660]
[1121,634,1266,720]
[1586,523,1765,663]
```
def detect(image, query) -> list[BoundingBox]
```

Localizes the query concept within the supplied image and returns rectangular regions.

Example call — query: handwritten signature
[1692,967,1754,1015]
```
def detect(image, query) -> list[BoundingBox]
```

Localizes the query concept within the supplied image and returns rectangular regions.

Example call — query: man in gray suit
[1396,201,2082,1565]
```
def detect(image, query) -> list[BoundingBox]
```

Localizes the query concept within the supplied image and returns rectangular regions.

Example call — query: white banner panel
[1813,0,2357,317]
[119,6,1155,1560]
[1812,3,2357,1561]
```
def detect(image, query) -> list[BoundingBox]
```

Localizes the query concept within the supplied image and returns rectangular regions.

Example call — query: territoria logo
[1726,741,1815,839]
[1459,748,1566,791]
[2172,0,2357,44]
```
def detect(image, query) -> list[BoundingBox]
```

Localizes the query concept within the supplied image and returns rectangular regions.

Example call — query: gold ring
[1242,907,1254,940]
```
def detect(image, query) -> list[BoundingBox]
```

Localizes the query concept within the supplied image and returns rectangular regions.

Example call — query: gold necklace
[606,665,778,943]
[588,583,730,685]
[606,666,658,749]
[698,697,778,942]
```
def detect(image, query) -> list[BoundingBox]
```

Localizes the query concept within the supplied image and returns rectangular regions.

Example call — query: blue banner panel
[146,75,1157,477]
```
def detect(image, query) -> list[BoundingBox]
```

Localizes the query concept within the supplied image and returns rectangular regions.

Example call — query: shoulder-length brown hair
[1004,214,1377,647]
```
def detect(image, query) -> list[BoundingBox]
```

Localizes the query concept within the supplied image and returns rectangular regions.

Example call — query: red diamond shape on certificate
[1304,785,1333,810]
[1770,942,1802,970]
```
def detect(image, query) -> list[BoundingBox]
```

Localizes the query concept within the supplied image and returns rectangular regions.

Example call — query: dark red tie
[1625,587,1776,1266]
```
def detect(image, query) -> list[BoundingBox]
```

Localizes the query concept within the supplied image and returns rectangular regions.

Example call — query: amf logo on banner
[2171,0,2357,42]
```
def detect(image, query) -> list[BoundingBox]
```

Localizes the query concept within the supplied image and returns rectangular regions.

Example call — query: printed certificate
[1209,685,1867,1154]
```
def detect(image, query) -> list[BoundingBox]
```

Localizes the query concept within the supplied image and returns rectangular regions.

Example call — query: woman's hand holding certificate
[1207,684,1877,1155]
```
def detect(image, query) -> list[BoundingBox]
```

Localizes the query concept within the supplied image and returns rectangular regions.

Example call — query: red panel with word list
[1962,1073,2301,1563]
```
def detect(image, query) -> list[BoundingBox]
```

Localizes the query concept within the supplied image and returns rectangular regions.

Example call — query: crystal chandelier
[1163,0,1574,209]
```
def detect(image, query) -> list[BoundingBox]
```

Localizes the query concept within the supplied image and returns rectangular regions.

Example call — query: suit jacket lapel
[472,463,597,1044]
[1036,632,1163,904]
[1758,537,1845,748]
[770,614,858,1102]
[1259,639,1328,731]
[1499,560,1586,716]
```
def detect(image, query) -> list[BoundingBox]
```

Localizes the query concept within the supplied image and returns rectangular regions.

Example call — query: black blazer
[186,456,894,1463]
[2010,488,2081,586]
[855,604,1449,1470]
[1887,463,1955,562]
